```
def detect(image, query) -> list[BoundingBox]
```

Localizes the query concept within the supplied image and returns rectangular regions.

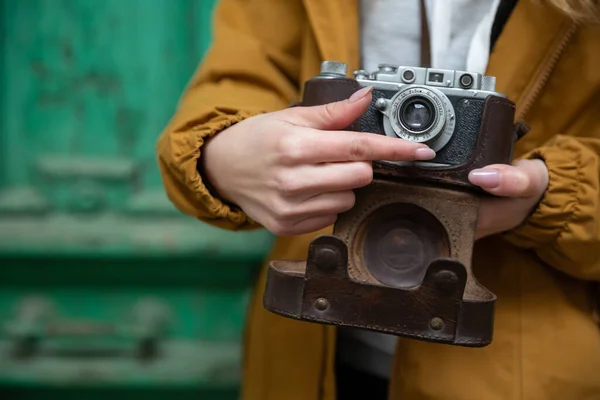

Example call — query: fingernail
[349,86,373,103]
[415,147,436,160]
[469,168,500,188]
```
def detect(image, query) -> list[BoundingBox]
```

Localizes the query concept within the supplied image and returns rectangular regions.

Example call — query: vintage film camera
[263,61,528,347]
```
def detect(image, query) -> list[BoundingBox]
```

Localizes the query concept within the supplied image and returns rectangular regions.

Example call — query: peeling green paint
[0,1,273,398]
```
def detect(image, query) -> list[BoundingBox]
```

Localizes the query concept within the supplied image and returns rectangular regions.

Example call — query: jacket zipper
[515,21,578,121]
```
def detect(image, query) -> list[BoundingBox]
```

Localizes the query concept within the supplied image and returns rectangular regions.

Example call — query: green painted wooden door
[0,1,274,398]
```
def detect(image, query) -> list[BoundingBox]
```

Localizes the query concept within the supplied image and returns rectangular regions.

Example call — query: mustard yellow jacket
[157,1,600,399]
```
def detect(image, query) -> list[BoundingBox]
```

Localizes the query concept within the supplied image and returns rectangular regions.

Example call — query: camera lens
[399,97,435,132]
[384,86,454,150]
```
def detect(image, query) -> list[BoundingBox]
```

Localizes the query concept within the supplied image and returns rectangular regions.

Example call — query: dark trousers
[335,359,389,400]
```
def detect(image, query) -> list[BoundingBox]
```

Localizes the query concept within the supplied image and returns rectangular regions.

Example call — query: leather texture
[438,97,485,165]
[301,78,361,131]
[264,180,496,346]
[265,236,493,346]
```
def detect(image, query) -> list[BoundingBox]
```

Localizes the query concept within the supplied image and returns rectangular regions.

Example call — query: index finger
[297,129,436,163]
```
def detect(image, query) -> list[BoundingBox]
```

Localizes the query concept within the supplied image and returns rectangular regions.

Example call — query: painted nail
[415,148,436,160]
[469,168,500,188]
[349,86,373,103]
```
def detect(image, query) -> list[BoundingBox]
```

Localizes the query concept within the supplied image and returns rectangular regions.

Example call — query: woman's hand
[469,159,549,240]
[202,86,436,236]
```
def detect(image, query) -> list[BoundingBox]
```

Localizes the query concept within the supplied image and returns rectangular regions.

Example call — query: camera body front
[304,61,522,191]
[351,63,500,167]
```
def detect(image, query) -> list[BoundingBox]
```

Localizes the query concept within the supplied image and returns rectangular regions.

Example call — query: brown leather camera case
[263,77,527,347]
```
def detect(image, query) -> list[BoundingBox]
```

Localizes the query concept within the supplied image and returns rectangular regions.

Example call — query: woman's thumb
[287,86,373,130]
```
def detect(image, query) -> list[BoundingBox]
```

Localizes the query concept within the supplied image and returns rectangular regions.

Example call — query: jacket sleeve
[502,134,600,281]
[156,0,303,231]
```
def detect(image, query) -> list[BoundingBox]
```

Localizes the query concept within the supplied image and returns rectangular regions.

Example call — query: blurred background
[0,1,274,399]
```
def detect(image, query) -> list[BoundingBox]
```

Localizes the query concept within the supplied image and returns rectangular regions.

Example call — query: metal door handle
[3,296,172,360]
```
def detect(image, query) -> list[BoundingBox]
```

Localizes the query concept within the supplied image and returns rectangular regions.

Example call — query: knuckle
[322,102,338,122]
[274,171,304,197]
[348,134,369,160]
[268,220,295,236]
[265,206,298,235]
[270,197,298,221]
[519,172,532,193]
[275,132,304,164]
[389,143,411,160]
[505,170,528,195]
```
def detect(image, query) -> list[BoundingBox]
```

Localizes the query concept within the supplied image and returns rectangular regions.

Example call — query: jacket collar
[486,0,574,118]
[303,0,360,71]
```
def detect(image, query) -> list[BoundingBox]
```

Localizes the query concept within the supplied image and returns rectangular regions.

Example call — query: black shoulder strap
[419,0,431,67]
[490,0,519,51]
